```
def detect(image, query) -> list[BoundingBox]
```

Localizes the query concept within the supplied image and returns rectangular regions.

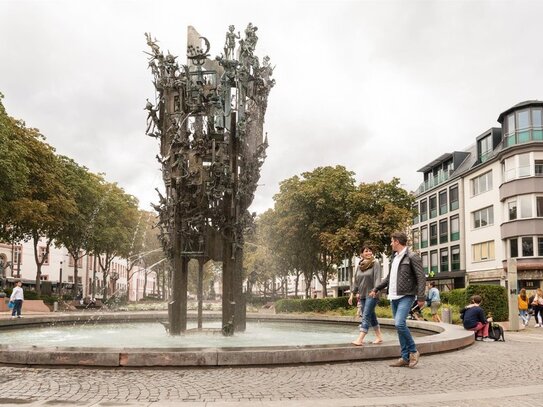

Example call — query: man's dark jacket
[373,248,426,301]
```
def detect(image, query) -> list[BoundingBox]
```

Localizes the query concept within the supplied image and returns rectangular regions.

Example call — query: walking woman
[518,288,530,326]
[348,245,383,346]
[532,288,543,327]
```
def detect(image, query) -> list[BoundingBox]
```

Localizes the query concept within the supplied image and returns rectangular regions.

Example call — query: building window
[421,252,428,275]
[472,241,495,262]
[478,135,493,163]
[471,171,492,196]
[420,199,428,222]
[472,206,494,229]
[439,219,448,244]
[440,248,449,272]
[450,215,460,241]
[522,237,534,257]
[538,197,543,217]
[40,274,49,281]
[519,153,531,177]
[39,246,49,265]
[14,245,22,266]
[438,190,447,215]
[451,246,460,270]
[504,108,543,146]
[421,226,428,248]
[68,252,83,268]
[449,184,459,211]
[429,195,437,219]
[412,229,420,250]
[538,237,543,256]
[536,160,543,176]
[508,199,517,220]
[520,195,532,218]
[430,222,438,246]
[412,203,419,224]
[430,250,438,275]
[510,238,518,258]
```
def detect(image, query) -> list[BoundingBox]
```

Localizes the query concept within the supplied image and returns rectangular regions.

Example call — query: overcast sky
[2,0,543,214]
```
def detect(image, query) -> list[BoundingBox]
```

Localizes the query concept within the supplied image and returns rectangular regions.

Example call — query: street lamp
[59,261,63,297]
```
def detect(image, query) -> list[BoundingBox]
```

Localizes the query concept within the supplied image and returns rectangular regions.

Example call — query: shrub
[275,296,350,313]
[466,284,508,322]
[24,291,40,300]
[441,288,467,308]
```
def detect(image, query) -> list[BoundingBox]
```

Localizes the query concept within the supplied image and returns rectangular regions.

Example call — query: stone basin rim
[0,312,474,367]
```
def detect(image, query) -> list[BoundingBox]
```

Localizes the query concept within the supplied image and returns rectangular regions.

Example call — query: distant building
[0,238,157,301]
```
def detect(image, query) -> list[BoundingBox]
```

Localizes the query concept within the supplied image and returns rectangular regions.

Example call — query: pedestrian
[531,288,543,327]
[348,244,383,346]
[518,288,530,326]
[460,295,494,341]
[9,280,24,319]
[427,281,442,323]
[369,232,426,368]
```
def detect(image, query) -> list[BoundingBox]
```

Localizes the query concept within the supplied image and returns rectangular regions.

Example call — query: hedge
[440,285,508,322]
[275,296,350,313]
[466,284,508,322]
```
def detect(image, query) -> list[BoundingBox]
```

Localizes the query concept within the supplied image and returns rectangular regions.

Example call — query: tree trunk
[73,263,79,299]
[32,235,42,295]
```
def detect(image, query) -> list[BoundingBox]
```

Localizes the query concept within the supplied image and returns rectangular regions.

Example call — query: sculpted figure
[224,25,240,60]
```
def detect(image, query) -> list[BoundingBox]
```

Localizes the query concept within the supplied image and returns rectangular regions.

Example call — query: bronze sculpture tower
[145,25,274,335]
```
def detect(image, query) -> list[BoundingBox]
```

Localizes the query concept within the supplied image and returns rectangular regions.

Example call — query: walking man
[370,232,426,368]
[10,280,24,319]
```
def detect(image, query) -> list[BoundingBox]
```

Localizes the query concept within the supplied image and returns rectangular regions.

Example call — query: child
[460,295,493,342]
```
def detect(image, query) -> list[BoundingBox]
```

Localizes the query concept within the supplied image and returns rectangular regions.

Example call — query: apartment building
[412,100,543,291]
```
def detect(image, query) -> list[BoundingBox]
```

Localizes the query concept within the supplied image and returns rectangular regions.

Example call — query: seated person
[460,295,493,342]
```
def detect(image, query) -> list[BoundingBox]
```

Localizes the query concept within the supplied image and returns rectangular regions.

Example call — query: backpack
[487,322,505,341]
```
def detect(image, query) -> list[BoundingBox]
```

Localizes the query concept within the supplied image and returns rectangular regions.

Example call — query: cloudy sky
[2,0,543,214]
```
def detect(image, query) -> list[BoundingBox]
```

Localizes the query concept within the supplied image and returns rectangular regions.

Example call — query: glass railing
[416,170,454,194]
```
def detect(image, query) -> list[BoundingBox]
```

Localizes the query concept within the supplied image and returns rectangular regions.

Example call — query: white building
[0,238,157,301]
[412,100,543,291]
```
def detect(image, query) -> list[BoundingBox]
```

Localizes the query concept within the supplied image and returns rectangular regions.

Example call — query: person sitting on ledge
[460,295,493,342]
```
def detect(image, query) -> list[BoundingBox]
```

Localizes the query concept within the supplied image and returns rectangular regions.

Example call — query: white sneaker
[482,337,495,342]
[536,324,541,328]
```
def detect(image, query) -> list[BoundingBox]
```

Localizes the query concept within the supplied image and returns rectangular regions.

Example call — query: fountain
[0,312,474,367]
[145,24,274,335]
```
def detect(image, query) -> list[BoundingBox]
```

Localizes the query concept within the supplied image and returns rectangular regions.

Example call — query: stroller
[407,300,427,321]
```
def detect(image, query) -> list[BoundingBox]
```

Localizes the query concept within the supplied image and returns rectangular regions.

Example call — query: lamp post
[59,261,63,297]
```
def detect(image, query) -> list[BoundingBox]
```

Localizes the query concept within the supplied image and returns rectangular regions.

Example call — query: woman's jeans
[519,309,530,325]
[12,299,23,317]
[391,295,417,362]
[359,296,379,333]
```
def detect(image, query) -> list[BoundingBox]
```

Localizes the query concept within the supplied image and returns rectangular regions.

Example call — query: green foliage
[466,285,508,322]
[275,296,350,313]
[23,291,40,300]
[440,288,467,308]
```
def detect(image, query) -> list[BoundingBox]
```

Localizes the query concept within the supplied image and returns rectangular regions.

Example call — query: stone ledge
[0,312,474,367]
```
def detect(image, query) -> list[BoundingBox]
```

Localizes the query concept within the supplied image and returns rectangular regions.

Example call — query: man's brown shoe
[389,358,409,367]
[409,351,420,368]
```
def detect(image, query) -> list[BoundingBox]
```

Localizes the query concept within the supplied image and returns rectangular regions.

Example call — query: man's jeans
[12,299,23,317]
[391,295,417,361]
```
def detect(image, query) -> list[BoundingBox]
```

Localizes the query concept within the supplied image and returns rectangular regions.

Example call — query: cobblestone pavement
[0,326,542,406]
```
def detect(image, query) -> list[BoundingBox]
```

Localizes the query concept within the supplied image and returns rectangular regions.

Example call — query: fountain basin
[0,312,474,367]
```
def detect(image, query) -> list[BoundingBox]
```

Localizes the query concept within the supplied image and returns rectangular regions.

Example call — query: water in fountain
[0,320,407,348]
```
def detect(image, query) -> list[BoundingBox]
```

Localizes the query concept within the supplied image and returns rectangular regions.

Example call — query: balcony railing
[417,170,454,194]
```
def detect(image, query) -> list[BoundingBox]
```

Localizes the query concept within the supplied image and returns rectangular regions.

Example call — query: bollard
[441,307,451,324]
[53,301,58,312]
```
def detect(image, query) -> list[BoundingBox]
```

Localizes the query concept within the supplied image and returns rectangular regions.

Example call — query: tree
[90,182,140,301]
[272,166,356,297]
[347,178,415,255]
[55,158,104,297]
[0,93,30,242]
[1,118,76,294]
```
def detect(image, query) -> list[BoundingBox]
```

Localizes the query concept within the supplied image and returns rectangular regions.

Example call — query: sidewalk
[0,318,541,406]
